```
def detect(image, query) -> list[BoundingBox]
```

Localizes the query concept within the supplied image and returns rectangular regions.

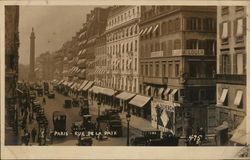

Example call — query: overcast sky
[19,6,97,65]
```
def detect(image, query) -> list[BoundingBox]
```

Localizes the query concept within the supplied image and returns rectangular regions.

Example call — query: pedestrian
[29,113,33,124]
[43,97,46,104]
[31,127,37,142]
[25,131,30,146]
[50,130,54,144]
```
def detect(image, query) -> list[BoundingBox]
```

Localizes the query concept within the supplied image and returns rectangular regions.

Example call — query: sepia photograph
[2,1,250,159]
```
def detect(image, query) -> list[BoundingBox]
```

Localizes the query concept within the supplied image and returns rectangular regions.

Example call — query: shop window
[235,6,244,12]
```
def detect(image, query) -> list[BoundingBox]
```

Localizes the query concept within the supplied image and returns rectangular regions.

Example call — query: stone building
[85,7,110,81]
[5,6,20,145]
[106,6,140,93]
[139,6,217,135]
[213,6,247,137]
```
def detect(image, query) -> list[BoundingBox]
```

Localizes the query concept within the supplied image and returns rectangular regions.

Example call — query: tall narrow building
[29,28,36,81]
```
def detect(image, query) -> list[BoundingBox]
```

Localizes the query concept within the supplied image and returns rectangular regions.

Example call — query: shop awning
[58,80,65,85]
[163,88,171,96]
[91,86,104,94]
[116,91,136,101]
[68,82,75,87]
[158,88,164,96]
[152,24,159,33]
[71,83,77,89]
[170,89,178,96]
[141,27,148,35]
[214,121,228,131]
[129,95,151,108]
[146,26,153,34]
[82,81,94,91]
[230,117,246,145]
[234,90,243,106]
[79,80,88,91]
[101,88,116,96]
[139,29,144,35]
[219,89,228,103]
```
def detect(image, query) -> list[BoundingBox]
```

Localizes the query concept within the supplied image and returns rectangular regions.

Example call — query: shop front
[115,91,136,112]
[128,95,152,120]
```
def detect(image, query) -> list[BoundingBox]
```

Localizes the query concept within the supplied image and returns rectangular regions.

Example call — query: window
[155,63,159,77]
[145,64,148,76]
[168,63,173,77]
[236,53,244,74]
[234,18,246,42]
[135,40,137,51]
[162,63,166,77]
[122,59,124,70]
[155,42,160,51]
[219,89,228,106]
[161,41,166,52]
[130,42,133,52]
[234,90,243,109]
[150,63,153,76]
[161,22,166,35]
[235,6,244,12]
[221,54,231,74]
[141,64,144,75]
[134,25,138,34]
[126,43,129,52]
[174,39,181,49]
[220,21,230,44]
[168,40,172,55]
[175,64,180,77]
[135,58,137,71]
[175,18,180,31]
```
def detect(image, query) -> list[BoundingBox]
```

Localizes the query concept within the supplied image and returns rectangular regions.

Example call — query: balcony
[143,76,168,85]
[150,51,164,58]
[216,74,246,85]
[172,49,205,56]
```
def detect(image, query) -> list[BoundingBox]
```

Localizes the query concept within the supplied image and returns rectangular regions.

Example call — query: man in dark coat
[31,127,37,142]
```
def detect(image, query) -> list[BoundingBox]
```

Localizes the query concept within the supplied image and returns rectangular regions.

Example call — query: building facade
[85,8,109,81]
[94,33,107,86]
[214,6,247,133]
[139,6,217,135]
[5,6,20,144]
[106,6,140,93]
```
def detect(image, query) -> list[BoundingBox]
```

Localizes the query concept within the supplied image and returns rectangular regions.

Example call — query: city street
[38,91,129,146]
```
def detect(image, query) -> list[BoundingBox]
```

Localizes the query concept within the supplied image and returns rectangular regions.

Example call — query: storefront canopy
[230,117,246,145]
[78,80,88,91]
[116,91,136,101]
[129,95,151,108]
[82,81,94,91]
[101,88,116,96]
[58,80,65,85]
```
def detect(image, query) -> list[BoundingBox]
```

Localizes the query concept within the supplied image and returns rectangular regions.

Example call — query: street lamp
[97,101,101,131]
[126,113,131,146]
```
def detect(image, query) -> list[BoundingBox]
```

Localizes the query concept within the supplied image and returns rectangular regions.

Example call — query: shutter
[227,54,231,74]
[243,17,247,35]
[233,54,237,74]
[219,23,223,38]
[219,55,223,74]
[243,53,246,74]
[228,21,231,38]
[234,19,237,36]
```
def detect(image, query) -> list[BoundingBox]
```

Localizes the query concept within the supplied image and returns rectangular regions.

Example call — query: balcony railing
[172,49,205,56]
[150,51,164,58]
[143,76,168,85]
[216,74,246,85]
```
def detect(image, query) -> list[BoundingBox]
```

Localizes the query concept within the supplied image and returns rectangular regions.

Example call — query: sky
[19,6,96,65]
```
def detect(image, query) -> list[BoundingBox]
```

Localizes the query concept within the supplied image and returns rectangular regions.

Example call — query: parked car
[48,91,55,98]
[78,136,93,146]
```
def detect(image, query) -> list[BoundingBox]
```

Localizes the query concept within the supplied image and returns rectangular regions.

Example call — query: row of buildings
[34,6,247,143]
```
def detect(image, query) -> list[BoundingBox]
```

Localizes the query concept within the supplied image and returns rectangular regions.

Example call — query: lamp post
[97,101,101,131]
[126,113,131,146]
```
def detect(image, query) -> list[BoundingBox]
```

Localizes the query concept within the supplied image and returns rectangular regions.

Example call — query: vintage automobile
[108,119,123,137]
[78,136,93,146]
[130,129,161,146]
[53,111,67,137]
[82,115,95,131]
[48,91,55,98]
[36,88,43,97]
[64,99,72,108]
